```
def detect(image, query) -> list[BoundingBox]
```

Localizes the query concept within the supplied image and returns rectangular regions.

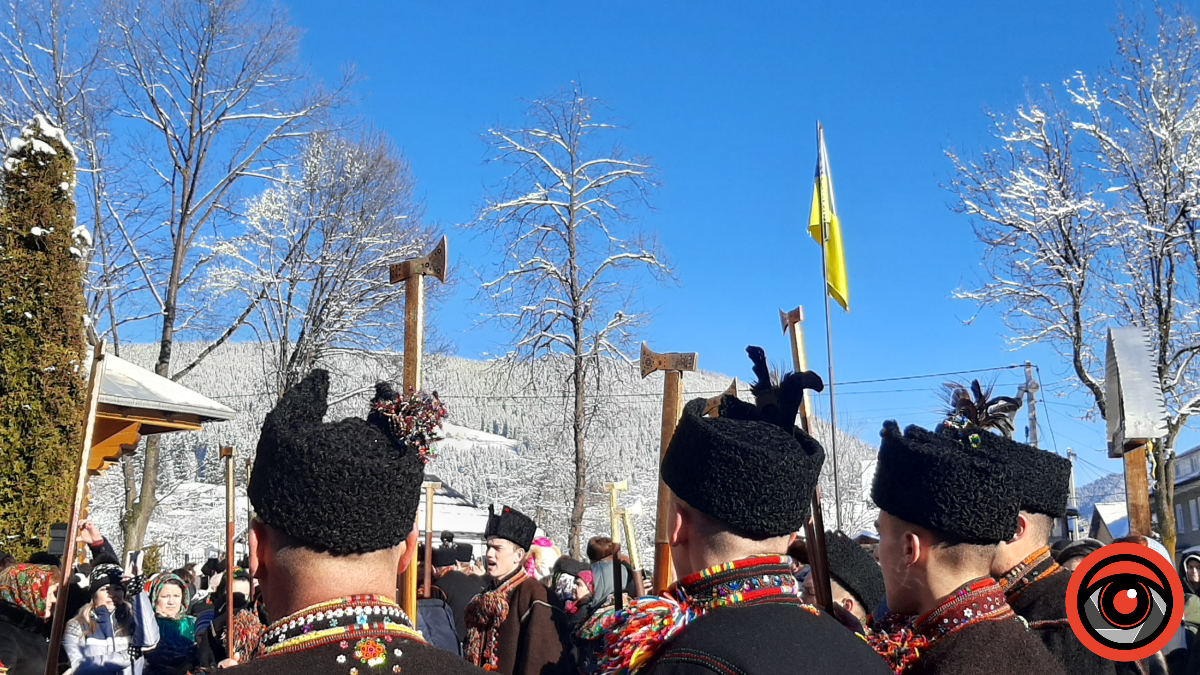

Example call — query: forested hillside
[90,342,879,566]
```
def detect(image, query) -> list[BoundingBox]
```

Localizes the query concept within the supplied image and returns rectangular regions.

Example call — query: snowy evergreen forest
[88,342,880,567]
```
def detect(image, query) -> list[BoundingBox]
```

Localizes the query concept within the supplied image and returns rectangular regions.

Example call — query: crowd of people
[3,349,1200,675]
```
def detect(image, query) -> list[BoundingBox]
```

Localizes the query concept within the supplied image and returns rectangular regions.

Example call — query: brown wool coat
[492,577,567,675]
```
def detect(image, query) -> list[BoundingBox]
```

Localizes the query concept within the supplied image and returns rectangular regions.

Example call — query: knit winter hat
[872,421,1022,544]
[249,370,446,554]
[663,397,825,538]
[485,505,537,551]
[824,530,885,612]
[89,560,123,592]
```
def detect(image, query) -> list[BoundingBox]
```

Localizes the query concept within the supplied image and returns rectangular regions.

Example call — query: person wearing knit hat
[581,347,890,675]
[801,531,885,626]
[231,371,483,675]
[866,422,1065,675]
[463,506,566,675]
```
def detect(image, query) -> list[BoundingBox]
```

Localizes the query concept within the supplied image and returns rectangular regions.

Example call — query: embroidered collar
[261,595,425,669]
[913,578,1013,643]
[866,579,1014,674]
[672,555,805,611]
[579,555,817,675]
[997,546,1062,601]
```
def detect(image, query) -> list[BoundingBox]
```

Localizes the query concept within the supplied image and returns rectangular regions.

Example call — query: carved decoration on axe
[390,235,448,284]
[640,342,698,378]
[703,379,738,417]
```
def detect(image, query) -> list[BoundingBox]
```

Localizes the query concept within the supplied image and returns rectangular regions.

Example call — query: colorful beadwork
[997,546,1062,602]
[579,555,815,675]
[354,638,387,667]
[260,595,425,660]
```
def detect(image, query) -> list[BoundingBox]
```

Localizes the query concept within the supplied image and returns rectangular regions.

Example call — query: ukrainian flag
[808,123,849,312]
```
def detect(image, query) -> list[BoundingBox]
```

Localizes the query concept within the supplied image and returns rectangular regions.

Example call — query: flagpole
[816,121,844,532]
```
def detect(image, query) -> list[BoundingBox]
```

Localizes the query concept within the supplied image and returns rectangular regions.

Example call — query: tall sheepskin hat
[956,426,1071,519]
[485,505,537,551]
[824,530,886,612]
[249,370,445,555]
[663,399,825,538]
[872,421,1021,545]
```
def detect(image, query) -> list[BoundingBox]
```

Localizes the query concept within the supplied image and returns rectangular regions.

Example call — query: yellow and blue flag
[808,123,849,311]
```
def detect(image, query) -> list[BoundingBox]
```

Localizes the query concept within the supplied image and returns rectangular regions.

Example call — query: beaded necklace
[260,595,425,674]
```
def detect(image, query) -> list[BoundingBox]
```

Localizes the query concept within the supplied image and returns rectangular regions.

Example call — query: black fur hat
[663,398,825,538]
[485,505,537,551]
[432,546,457,568]
[824,530,885,612]
[960,427,1071,519]
[455,542,474,563]
[871,422,1021,545]
[248,371,435,555]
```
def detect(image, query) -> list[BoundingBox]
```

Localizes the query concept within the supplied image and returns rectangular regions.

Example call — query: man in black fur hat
[232,370,484,675]
[582,347,891,675]
[866,423,1065,675]
[802,530,885,628]
[431,546,484,649]
[960,430,1117,675]
[463,506,566,675]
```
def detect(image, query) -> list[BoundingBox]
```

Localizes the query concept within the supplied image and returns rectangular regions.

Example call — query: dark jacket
[907,614,1067,675]
[0,603,48,675]
[645,601,892,675]
[489,575,568,675]
[432,570,484,644]
[1006,563,1117,675]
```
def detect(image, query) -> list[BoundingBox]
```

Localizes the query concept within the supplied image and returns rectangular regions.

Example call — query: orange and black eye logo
[1066,542,1184,661]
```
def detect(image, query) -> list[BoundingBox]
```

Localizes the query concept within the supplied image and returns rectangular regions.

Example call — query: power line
[833,365,1025,387]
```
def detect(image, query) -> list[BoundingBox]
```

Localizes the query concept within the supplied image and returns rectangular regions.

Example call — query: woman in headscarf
[63,559,158,675]
[0,564,61,675]
[142,574,197,675]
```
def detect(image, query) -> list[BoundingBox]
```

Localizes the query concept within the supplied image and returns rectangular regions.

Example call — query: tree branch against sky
[950,6,1200,557]
[468,86,673,556]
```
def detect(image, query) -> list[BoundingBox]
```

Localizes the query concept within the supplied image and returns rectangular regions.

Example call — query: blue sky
[280,0,1170,483]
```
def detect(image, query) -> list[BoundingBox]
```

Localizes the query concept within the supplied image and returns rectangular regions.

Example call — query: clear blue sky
[281,0,1178,483]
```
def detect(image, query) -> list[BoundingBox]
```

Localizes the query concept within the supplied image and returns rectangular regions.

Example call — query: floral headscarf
[149,573,191,614]
[0,564,58,619]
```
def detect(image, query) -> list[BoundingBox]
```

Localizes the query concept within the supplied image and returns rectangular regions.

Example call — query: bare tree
[468,86,672,556]
[948,6,1200,557]
[104,0,346,550]
[207,129,434,400]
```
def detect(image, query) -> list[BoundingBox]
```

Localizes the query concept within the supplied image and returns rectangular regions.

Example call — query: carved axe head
[640,342,699,379]
[390,235,449,284]
[779,307,804,334]
[703,379,738,417]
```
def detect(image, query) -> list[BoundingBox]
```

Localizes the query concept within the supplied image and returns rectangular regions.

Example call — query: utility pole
[1024,361,1040,449]
[1067,448,1080,541]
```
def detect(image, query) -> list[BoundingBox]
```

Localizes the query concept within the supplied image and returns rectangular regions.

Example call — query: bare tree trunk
[570,327,588,558]
[1158,424,1182,559]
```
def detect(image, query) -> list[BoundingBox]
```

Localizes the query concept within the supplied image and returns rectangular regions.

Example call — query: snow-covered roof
[417,474,491,549]
[434,423,522,453]
[1093,502,1129,539]
[100,355,236,422]
[1105,327,1168,454]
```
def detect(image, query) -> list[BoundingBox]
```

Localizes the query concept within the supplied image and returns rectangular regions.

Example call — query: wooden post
[1125,442,1153,537]
[421,481,440,598]
[640,343,698,595]
[45,342,106,675]
[389,235,447,620]
[221,445,236,648]
[781,307,835,614]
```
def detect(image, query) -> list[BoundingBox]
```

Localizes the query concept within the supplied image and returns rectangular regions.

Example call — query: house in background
[1090,502,1128,543]
[1171,444,1200,551]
